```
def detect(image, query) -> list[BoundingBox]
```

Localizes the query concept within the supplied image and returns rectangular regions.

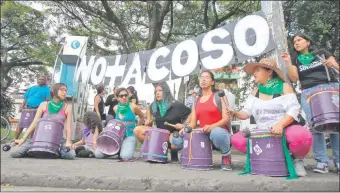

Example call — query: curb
[1,172,339,192]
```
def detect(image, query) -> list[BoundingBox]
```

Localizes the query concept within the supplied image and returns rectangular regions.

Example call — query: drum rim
[27,147,60,158]
[96,136,120,155]
[146,128,171,134]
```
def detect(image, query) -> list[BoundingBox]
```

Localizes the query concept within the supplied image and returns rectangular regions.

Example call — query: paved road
[1,148,339,192]
[1,185,87,191]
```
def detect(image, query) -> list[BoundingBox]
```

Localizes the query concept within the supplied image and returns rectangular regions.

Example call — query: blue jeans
[312,132,339,166]
[10,138,75,159]
[300,83,340,166]
[95,136,137,159]
[171,127,231,156]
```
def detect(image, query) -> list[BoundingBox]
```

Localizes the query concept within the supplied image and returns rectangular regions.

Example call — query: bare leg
[133,126,149,143]
[14,126,23,140]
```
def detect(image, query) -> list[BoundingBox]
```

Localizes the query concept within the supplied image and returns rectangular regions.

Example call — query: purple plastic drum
[310,91,339,133]
[96,119,126,155]
[27,116,65,158]
[19,108,37,128]
[142,128,170,163]
[250,133,288,177]
[181,129,213,170]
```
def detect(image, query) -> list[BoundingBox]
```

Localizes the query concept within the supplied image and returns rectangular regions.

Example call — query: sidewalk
[1,148,339,192]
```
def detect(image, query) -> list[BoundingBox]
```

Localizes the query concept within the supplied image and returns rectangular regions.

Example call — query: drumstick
[164,122,177,128]
[316,54,331,81]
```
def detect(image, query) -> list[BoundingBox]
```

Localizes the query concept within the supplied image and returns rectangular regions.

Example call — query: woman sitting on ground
[94,88,145,160]
[134,82,191,162]
[10,83,74,159]
[72,111,103,158]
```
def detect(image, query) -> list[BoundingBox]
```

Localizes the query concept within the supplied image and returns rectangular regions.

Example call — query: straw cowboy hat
[243,58,285,81]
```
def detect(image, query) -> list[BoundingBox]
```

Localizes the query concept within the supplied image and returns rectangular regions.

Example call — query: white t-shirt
[241,93,301,133]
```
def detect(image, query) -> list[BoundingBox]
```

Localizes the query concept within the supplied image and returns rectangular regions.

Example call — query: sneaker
[221,155,232,171]
[294,159,307,177]
[313,162,329,174]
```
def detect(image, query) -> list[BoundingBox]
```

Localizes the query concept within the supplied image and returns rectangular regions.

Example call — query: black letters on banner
[76,11,276,86]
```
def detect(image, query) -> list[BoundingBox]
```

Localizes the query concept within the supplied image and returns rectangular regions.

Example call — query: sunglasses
[118,94,128,98]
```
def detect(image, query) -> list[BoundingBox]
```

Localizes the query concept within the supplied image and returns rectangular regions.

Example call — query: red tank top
[196,93,226,131]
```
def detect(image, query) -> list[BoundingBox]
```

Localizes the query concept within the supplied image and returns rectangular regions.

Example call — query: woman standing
[127,86,139,105]
[105,86,119,122]
[10,83,74,159]
[94,85,106,121]
[95,88,145,160]
[282,33,339,174]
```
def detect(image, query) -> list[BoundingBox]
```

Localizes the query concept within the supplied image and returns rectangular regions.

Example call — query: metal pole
[261,1,291,85]
[184,78,187,104]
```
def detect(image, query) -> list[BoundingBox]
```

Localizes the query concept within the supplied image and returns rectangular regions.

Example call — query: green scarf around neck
[157,101,168,117]
[238,132,298,180]
[258,77,284,95]
[117,102,130,116]
[297,53,314,66]
[48,100,64,114]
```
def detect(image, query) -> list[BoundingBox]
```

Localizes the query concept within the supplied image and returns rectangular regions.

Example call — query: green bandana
[258,78,284,95]
[297,53,314,66]
[48,100,64,114]
[117,102,130,116]
[157,101,168,117]
[238,132,298,180]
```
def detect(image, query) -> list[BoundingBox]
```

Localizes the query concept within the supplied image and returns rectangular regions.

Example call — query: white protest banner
[76,11,275,86]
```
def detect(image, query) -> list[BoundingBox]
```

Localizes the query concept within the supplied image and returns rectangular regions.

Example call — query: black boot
[75,146,86,156]
[77,149,93,158]
[170,150,179,162]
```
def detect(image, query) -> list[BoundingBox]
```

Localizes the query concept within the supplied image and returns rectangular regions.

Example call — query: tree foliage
[283,0,339,60]
[0,1,57,117]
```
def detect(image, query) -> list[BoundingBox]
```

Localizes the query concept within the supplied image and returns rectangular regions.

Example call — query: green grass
[1,129,17,143]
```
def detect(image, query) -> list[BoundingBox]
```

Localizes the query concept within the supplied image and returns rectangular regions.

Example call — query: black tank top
[94,94,104,115]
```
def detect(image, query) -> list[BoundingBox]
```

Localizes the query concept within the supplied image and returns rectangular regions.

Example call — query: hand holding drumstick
[164,122,185,138]
[164,122,185,130]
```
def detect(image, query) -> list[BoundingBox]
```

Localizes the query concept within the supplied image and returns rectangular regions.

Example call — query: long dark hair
[151,82,175,116]
[127,86,139,104]
[50,83,67,99]
[291,33,314,62]
[113,86,119,97]
[198,70,217,96]
[83,111,103,133]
